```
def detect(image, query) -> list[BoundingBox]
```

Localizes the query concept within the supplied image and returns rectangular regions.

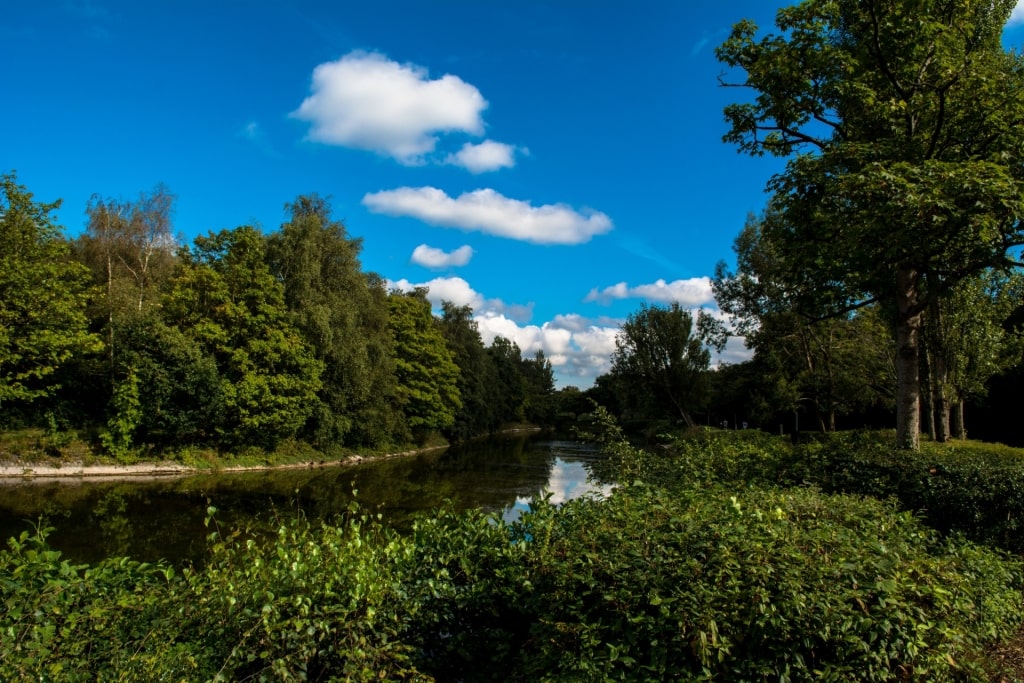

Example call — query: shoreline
[0,445,451,485]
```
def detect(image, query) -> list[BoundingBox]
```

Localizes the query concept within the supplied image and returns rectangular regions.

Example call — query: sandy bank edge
[0,446,450,484]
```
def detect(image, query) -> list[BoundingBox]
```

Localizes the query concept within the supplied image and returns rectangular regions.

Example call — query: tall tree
[267,195,403,448]
[0,172,101,414]
[79,186,176,319]
[388,288,461,440]
[438,301,500,440]
[718,0,1024,449]
[926,270,1024,439]
[163,226,323,449]
[520,350,556,425]
[715,212,895,432]
[609,302,712,427]
[487,336,528,424]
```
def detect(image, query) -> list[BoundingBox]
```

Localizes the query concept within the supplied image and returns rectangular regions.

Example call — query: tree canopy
[609,302,712,427]
[717,0,1024,449]
[0,172,100,411]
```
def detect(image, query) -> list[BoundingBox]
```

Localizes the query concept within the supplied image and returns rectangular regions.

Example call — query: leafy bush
[469,485,1019,681]
[3,424,1024,681]
[650,428,1024,553]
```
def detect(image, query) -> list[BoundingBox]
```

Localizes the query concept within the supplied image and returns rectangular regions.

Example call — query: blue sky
[5,2,1024,389]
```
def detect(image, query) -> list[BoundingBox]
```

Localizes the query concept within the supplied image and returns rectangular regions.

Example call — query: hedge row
[606,425,1024,553]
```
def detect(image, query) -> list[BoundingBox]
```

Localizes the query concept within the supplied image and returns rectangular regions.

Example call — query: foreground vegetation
[2,424,1023,681]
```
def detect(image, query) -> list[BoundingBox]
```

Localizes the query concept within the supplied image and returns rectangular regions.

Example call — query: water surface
[0,435,607,565]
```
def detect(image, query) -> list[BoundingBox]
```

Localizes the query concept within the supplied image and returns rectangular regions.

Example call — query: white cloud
[388,276,484,310]
[446,140,519,173]
[1011,1,1024,25]
[363,186,613,245]
[712,334,753,368]
[385,275,741,388]
[585,277,714,306]
[410,244,473,268]
[291,51,487,164]
[386,276,533,322]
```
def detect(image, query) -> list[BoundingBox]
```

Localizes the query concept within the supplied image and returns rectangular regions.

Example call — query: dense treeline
[0,172,558,457]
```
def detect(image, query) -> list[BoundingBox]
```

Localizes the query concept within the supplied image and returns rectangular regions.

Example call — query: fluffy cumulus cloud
[388,276,484,310]
[585,277,714,306]
[291,51,487,164]
[385,275,745,387]
[1011,1,1024,25]
[410,244,474,269]
[446,140,519,173]
[363,187,613,245]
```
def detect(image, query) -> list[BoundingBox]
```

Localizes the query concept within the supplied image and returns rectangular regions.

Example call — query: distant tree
[78,186,177,340]
[0,172,101,415]
[112,313,222,446]
[163,226,323,449]
[267,195,403,448]
[438,301,500,440]
[923,270,1024,440]
[487,336,528,424]
[388,289,461,440]
[609,302,712,427]
[718,0,1024,449]
[520,350,556,425]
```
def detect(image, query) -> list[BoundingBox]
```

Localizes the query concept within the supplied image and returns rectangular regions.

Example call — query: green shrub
[496,485,1024,682]
[652,429,1024,553]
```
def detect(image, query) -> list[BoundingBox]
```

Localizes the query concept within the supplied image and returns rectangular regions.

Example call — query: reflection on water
[0,435,607,565]
[502,458,614,523]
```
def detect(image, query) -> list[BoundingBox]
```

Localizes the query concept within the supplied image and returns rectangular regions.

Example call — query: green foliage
[3,430,1024,680]
[0,171,102,409]
[438,302,502,440]
[512,485,1023,681]
[609,302,713,427]
[268,196,405,449]
[717,0,1024,449]
[164,226,324,450]
[714,213,897,431]
[388,289,460,438]
[99,364,142,462]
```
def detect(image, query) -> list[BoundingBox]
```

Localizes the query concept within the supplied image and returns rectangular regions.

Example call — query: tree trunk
[920,347,935,440]
[928,298,950,442]
[895,269,922,450]
[951,401,966,439]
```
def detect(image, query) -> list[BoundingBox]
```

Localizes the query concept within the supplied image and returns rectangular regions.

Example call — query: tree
[267,195,403,448]
[388,288,461,439]
[438,301,501,440]
[717,0,1024,449]
[715,213,895,432]
[78,186,176,318]
[0,172,101,413]
[609,302,712,427]
[487,336,528,424]
[163,226,323,449]
[520,350,556,424]
[924,270,1024,439]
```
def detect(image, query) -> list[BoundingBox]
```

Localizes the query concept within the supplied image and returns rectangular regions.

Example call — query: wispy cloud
[291,50,488,165]
[363,186,612,245]
[410,244,474,268]
[584,277,714,306]
[446,140,521,173]
[236,121,281,158]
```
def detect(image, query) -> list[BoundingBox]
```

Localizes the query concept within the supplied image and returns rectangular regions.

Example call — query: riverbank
[0,445,454,483]
[0,425,545,482]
